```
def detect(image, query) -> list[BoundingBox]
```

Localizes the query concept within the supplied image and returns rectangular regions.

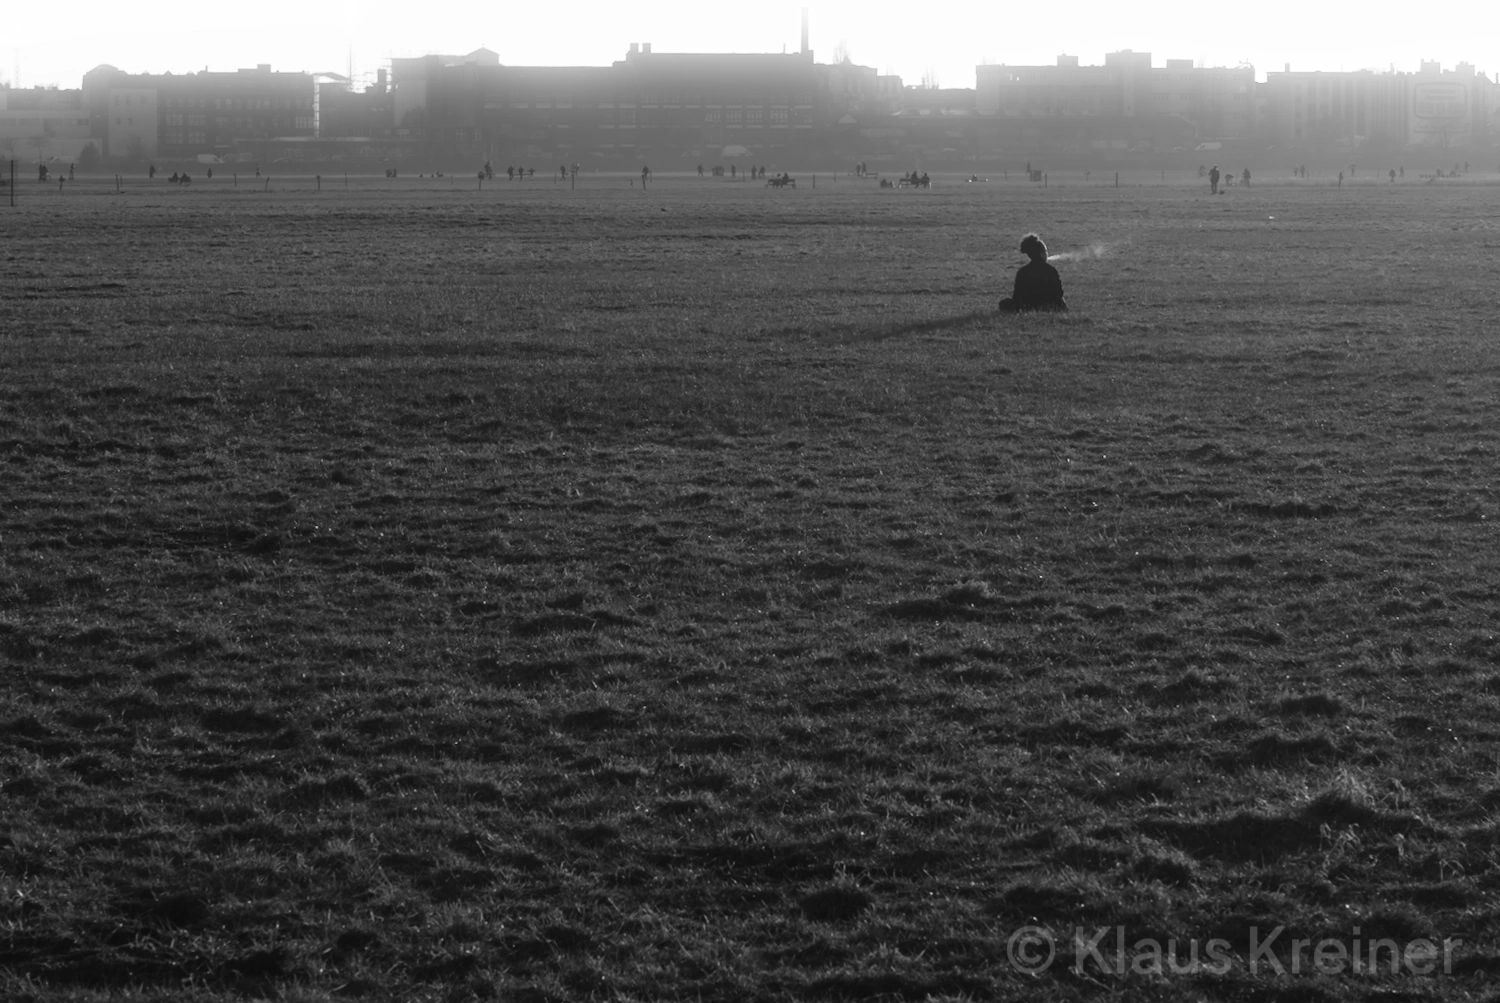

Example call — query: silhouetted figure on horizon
[1208,165,1221,194]
[998,233,1067,314]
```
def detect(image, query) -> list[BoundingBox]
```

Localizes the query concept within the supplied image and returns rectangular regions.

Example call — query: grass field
[4,173,1500,1002]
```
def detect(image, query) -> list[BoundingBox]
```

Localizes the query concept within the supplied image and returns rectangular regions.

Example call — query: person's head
[1019,233,1048,262]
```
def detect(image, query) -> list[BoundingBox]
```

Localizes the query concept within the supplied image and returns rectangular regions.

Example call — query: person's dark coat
[1001,259,1067,312]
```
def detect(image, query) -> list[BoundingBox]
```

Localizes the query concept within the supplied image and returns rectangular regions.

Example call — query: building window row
[503,93,813,108]
[149,96,314,111]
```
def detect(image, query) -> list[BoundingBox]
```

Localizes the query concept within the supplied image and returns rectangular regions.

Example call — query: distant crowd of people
[1196,160,1492,191]
[1203,161,1489,189]
[35,156,1492,196]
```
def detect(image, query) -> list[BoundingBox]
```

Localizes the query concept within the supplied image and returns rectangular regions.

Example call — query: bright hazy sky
[7,1,1498,91]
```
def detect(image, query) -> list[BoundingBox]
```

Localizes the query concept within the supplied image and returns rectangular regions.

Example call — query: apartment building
[82,63,315,160]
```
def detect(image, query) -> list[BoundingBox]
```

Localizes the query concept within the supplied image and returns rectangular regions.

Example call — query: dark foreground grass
[3,178,1500,1001]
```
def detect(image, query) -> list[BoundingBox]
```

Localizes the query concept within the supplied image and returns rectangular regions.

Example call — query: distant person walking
[1389,168,1396,183]
[149,164,157,179]
[641,165,650,186]
[1242,168,1250,186]
[1338,171,1344,187]
[1208,165,1221,195]
[998,233,1067,313]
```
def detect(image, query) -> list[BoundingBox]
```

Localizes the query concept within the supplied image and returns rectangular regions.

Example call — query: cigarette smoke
[1048,243,1109,263]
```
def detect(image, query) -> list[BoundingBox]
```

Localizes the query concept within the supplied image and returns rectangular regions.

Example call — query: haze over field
[7,0,1500,92]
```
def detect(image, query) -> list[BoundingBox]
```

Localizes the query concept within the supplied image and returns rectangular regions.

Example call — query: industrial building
[0,87,92,165]
[81,63,316,161]
[975,52,1254,154]
[1258,60,1496,154]
[375,20,905,169]
[12,34,1496,171]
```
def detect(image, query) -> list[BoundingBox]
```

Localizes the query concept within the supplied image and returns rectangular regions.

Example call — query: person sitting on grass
[998,233,1067,313]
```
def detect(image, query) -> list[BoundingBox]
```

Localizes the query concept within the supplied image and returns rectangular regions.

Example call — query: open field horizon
[4,181,1500,1001]
[9,164,1500,196]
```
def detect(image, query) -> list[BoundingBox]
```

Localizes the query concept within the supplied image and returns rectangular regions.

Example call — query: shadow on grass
[832,308,998,344]
[825,307,1085,344]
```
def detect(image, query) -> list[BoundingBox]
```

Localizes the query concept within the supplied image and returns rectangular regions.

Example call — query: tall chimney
[801,8,809,56]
